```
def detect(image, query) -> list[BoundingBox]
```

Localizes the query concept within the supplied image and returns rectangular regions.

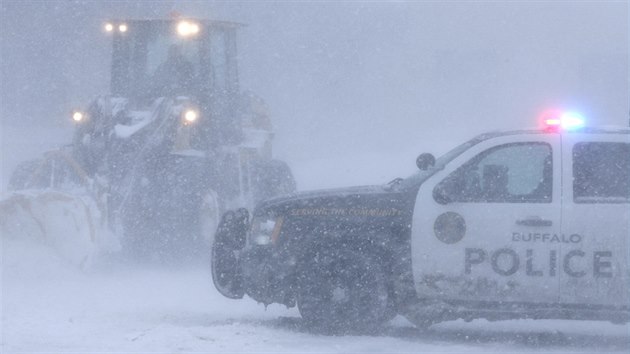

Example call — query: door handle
[516,217,553,227]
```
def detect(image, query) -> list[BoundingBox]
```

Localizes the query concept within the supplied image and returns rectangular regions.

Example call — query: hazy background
[1,1,628,186]
[1,4,630,352]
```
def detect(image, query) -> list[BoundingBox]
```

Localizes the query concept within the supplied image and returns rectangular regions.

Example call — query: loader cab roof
[108,18,241,101]
[106,18,243,30]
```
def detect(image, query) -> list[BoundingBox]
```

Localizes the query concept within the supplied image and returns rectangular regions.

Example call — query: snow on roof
[114,110,154,139]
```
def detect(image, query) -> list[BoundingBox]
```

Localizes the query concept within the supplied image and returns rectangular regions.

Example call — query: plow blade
[0,191,117,268]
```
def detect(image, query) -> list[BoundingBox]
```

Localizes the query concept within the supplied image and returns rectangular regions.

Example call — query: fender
[211,208,249,299]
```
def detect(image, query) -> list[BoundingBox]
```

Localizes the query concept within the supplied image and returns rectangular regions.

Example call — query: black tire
[297,247,389,334]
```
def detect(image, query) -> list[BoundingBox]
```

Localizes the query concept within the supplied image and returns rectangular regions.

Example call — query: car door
[559,133,630,307]
[411,133,562,304]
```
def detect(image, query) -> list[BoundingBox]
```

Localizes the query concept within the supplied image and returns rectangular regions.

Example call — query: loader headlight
[250,216,284,245]
[177,20,200,37]
[182,109,199,125]
[103,22,127,34]
[72,111,86,123]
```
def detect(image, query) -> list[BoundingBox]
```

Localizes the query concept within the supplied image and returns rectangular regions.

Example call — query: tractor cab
[108,19,239,100]
[105,18,243,145]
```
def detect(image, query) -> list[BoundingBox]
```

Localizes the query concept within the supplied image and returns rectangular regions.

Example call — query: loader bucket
[0,191,108,268]
[3,148,117,268]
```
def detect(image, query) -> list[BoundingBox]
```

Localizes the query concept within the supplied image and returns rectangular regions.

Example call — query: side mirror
[416,153,436,171]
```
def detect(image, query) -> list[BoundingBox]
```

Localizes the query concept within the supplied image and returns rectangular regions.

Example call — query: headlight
[182,109,199,125]
[177,20,200,37]
[72,111,85,123]
[250,216,284,245]
[118,24,128,33]
[104,23,114,32]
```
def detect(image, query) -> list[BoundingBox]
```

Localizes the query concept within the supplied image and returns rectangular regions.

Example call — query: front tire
[297,247,389,334]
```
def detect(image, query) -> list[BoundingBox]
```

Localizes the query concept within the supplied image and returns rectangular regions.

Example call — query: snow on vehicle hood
[253,184,412,219]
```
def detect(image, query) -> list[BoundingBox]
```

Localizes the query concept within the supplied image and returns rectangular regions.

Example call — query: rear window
[573,142,630,203]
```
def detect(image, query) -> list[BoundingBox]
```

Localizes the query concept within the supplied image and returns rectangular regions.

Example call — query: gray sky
[1,1,628,163]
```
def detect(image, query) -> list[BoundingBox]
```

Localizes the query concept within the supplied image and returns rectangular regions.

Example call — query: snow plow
[3,18,295,261]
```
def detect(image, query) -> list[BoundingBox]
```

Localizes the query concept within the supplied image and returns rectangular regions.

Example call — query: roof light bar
[541,110,585,131]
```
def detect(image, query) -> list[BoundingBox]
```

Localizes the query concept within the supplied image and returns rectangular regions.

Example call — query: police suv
[212,113,629,332]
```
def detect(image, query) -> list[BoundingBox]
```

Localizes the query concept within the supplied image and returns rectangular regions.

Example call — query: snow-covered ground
[1,124,629,353]
[3,236,629,353]
[3,235,629,353]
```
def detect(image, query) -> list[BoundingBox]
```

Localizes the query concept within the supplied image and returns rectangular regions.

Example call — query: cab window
[209,30,228,91]
[573,142,630,203]
[435,143,552,203]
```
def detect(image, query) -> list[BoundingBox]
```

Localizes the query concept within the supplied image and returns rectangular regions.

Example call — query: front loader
[4,18,295,261]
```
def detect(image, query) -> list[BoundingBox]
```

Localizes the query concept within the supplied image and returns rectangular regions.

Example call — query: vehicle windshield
[111,20,233,100]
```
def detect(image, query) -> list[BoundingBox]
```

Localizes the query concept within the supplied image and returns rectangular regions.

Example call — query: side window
[434,143,553,203]
[573,142,630,203]
[209,30,228,91]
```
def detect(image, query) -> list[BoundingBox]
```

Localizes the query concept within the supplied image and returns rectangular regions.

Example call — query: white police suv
[212,112,629,332]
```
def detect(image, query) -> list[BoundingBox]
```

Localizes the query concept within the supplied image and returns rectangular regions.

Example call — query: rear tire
[297,247,389,334]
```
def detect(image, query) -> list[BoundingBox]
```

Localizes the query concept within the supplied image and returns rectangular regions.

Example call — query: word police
[465,248,613,278]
